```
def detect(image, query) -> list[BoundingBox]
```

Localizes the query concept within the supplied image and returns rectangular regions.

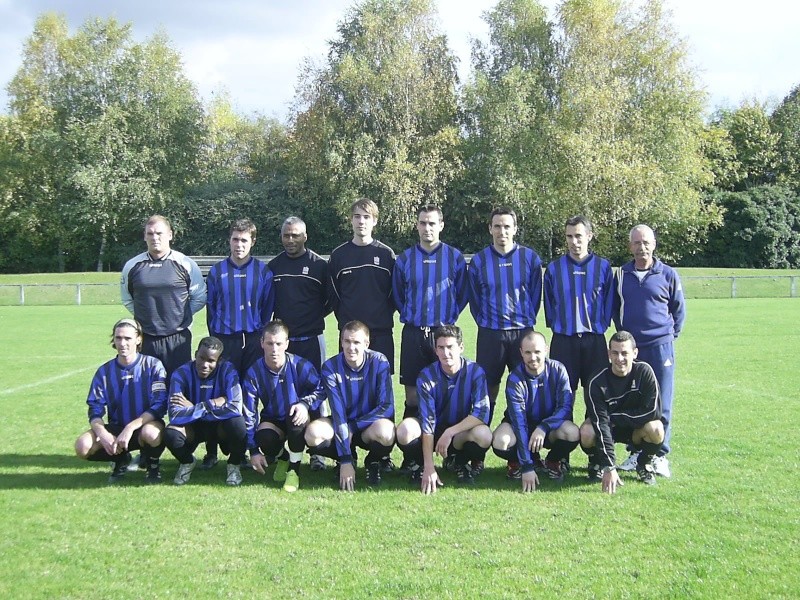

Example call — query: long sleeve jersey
[468,244,542,330]
[417,358,490,436]
[86,354,167,427]
[268,249,332,338]
[322,350,395,464]
[544,253,613,336]
[392,242,468,327]
[585,361,662,467]
[613,259,686,348]
[121,250,206,337]
[506,359,574,473]
[328,240,396,332]
[206,256,274,336]
[168,359,243,426]
[243,354,325,452]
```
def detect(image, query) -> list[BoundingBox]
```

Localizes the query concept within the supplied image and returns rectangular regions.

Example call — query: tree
[771,83,800,190]
[711,102,779,190]
[289,0,462,251]
[694,185,800,268]
[5,14,205,271]
[458,0,719,262]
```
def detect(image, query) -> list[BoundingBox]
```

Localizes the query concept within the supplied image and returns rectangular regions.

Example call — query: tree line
[1,0,798,273]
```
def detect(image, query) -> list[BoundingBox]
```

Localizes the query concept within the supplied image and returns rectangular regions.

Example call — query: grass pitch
[0,298,798,599]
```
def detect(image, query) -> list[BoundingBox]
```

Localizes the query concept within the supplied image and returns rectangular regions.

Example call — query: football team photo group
[76,199,684,495]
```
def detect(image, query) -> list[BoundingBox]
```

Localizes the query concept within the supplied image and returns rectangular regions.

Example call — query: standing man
[580,331,664,492]
[269,216,331,373]
[491,331,579,489]
[243,321,325,493]
[468,206,543,426]
[613,224,685,478]
[74,318,167,484]
[269,216,332,472]
[163,337,248,487]
[544,215,613,401]
[395,325,492,492]
[392,204,468,428]
[329,198,396,370]
[205,218,274,469]
[305,321,396,490]
[121,215,205,379]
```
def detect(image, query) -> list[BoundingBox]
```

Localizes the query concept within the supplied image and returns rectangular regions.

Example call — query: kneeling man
[396,325,492,493]
[492,330,579,491]
[580,331,664,493]
[244,320,325,493]
[306,321,396,490]
[75,318,167,484]
[164,337,247,486]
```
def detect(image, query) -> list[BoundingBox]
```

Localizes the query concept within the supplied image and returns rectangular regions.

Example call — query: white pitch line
[0,366,95,396]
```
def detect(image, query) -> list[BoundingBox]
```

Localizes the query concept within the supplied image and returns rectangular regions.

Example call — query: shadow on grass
[0,455,604,492]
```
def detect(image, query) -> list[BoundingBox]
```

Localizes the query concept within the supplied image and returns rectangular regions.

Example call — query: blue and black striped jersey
[243,353,325,451]
[392,242,468,327]
[417,358,490,435]
[544,253,613,336]
[506,359,574,472]
[86,354,167,427]
[168,359,243,426]
[322,350,395,463]
[468,244,542,330]
[206,256,274,336]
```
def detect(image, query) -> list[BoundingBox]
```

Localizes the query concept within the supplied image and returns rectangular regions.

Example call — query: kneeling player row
[75,319,664,495]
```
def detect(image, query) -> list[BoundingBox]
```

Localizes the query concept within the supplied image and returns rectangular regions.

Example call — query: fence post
[792,276,798,298]
[76,284,82,306]
[19,284,25,305]
[731,277,736,298]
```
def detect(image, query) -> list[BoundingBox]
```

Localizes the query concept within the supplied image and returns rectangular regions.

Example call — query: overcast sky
[1,0,798,120]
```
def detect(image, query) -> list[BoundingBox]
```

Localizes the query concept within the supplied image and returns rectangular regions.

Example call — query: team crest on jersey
[302,267,309,275]
[373,257,380,265]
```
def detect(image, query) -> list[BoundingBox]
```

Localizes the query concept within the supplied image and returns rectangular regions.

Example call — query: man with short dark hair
[544,215,613,399]
[306,321,396,490]
[492,331,579,490]
[74,318,167,484]
[269,216,333,472]
[580,331,664,493]
[121,215,205,379]
[204,218,274,469]
[329,198,396,370]
[396,325,492,493]
[269,216,331,372]
[613,224,685,478]
[163,337,248,487]
[243,321,325,493]
[468,206,542,427]
[392,204,468,443]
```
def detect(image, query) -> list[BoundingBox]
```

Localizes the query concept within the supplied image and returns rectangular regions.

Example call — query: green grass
[1,300,799,598]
